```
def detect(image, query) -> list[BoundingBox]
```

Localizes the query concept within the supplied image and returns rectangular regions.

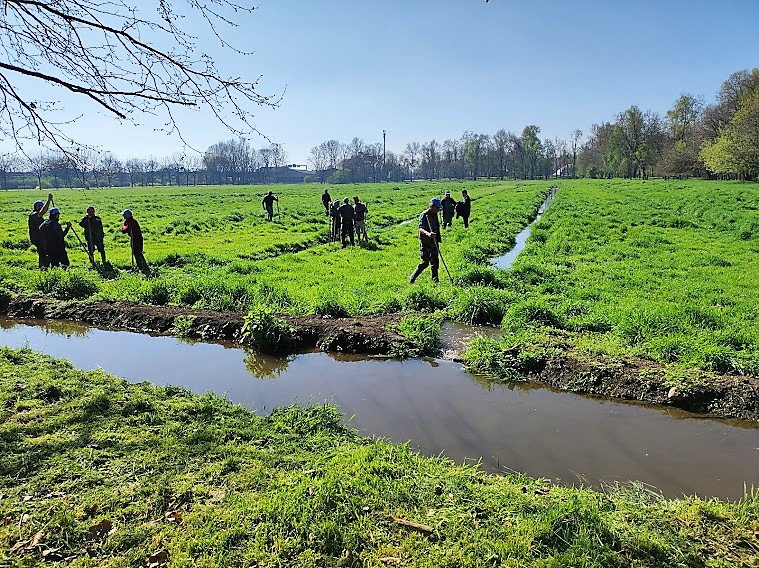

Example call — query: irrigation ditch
[2,315,759,500]
[2,184,758,499]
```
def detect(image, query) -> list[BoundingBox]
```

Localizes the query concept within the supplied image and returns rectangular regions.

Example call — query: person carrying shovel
[79,206,106,264]
[28,193,53,269]
[121,209,149,274]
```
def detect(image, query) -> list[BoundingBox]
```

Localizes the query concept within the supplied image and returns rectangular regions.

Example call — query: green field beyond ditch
[1,179,758,377]
[0,181,547,317]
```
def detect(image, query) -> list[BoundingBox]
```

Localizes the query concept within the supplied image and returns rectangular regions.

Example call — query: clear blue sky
[9,0,759,165]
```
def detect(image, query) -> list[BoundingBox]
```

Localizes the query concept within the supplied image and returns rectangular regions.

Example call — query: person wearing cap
[409,198,442,284]
[353,196,368,242]
[79,206,106,264]
[459,188,471,228]
[39,207,72,269]
[338,197,355,248]
[262,190,278,221]
[121,209,149,274]
[441,190,457,228]
[28,193,53,268]
[329,199,341,242]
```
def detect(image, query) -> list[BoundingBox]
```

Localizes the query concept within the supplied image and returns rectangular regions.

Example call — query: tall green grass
[2,347,757,567]
[470,179,759,377]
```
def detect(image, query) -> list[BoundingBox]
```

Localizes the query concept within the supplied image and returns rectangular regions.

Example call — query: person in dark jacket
[321,188,331,215]
[330,199,341,242]
[28,193,53,268]
[338,197,355,248]
[408,198,442,284]
[459,188,471,228]
[441,190,456,228]
[353,196,368,242]
[79,206,106,263]
[121,209,149,274]
[262,191,278,221]
[39,207,71,268]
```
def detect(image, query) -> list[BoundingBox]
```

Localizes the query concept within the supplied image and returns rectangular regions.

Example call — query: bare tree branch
[0,0,280,158]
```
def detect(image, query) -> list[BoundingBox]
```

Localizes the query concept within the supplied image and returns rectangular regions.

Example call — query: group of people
[27,193,148,273]
[322,190,369,247]
[441,188,471,228]
[26,186,471,284]
[410,188,472,284]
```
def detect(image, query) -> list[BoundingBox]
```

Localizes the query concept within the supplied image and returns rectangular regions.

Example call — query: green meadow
[0,181,548,315]
[463,179,759,380]
[1,178,758,377]
[2,348,757,567]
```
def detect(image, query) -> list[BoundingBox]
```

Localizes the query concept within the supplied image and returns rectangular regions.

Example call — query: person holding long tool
[121,209,149,274]
[28,193,53,269]
[353,196,368,242]
[408,198,444,284]
[79,206,106,264]
[39,207,71,269]
[262,191,278,222]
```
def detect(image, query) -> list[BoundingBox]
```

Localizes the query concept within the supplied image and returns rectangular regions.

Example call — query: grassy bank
[463,179,759,384]
[1,347,758,567]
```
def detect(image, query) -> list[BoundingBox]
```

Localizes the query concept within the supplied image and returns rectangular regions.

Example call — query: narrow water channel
[492,186,557,269]
[2,317,758,501]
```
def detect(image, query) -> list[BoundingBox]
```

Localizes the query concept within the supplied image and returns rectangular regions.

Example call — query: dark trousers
[87,237,106,262]
[32,241,49,269]
[133,252,149,274]
[409,241,439,283]
[442,212,454,228]
[341,224,355,247]
[130,240,150,274]
[48,249,70,269]
[461,214,469,228]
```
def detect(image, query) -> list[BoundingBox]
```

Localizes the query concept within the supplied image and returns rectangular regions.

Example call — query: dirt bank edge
[2,292,757,421]
[0,293,415,356]
[492,345,759,422]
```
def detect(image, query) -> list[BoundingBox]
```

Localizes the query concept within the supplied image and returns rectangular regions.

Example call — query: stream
[2,317,758,500]
[491,186,557,269]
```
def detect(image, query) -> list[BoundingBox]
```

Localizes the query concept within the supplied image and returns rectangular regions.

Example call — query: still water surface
[2,317,758,500]
[491,187,557,269]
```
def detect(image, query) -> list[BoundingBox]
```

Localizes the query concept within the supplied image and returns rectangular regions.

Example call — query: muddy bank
[0,293,413,356]
[504,346,759,421]
[2,292,757,421]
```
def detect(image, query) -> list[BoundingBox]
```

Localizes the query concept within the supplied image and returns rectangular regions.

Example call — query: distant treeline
[1,68,757,189]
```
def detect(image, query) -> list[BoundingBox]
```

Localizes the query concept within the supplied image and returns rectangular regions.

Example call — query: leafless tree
[0,152,20,189]
[323,139,344,170]
[404,141,421,181]
[0,0,279,157]
[97,152,121,187]
[308,145,328,180]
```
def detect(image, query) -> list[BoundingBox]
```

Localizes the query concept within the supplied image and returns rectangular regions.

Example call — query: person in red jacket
[121,209,149,274]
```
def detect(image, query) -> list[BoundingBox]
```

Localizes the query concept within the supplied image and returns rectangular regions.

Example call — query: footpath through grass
[2,347,758,567]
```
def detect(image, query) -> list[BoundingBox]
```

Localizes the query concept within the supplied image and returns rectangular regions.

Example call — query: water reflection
[0,316,757,500]
[244,349,296,379]
[0,317,91,338]
[439,321,500,360]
